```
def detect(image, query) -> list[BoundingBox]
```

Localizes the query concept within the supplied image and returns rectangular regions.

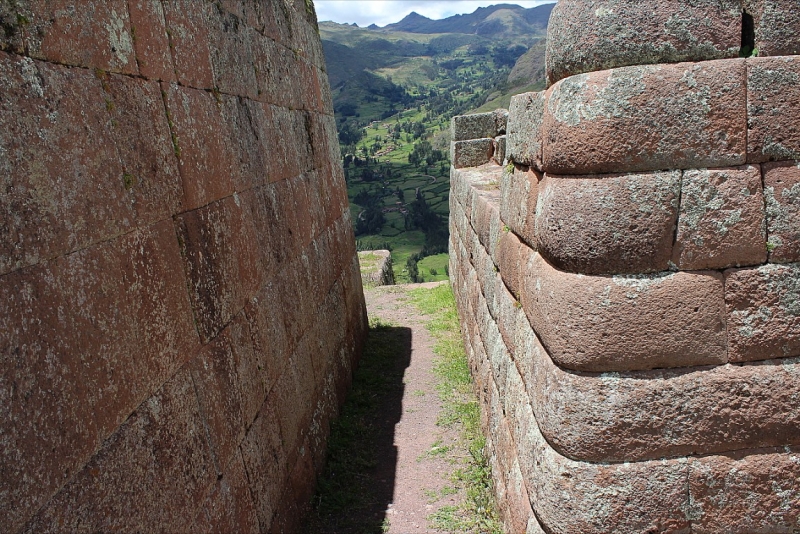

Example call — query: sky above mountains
[315,0,556,27]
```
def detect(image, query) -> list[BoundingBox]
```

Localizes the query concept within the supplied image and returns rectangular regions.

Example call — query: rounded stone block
[535,171,680,274]
[764,161,800,263]
[747,56,800,163]
[507,91,545,169]
[500,164,541,248]
[725,263,800,362]
[521,251,728,372]
[745,0,800,57]
[673,165,767,270]
[542,59,747,175]
[545,0,742,86]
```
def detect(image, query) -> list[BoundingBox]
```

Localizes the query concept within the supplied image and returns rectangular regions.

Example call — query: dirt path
[364,282,461,534]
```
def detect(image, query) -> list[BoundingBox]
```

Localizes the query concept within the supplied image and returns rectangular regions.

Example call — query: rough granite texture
[764,160,800,263]
[506,91,545,169]
[543,59,747,175]
[745,0,800,57]
[673,165,767,270]
[0,1,368,532]
[545,0,742,86]
[449,164,800,532]
[535,171,681,274]
[747,56,800,163]
[451,138,494,169]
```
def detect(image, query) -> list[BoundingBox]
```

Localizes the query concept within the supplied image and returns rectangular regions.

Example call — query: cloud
[314,0,556,28]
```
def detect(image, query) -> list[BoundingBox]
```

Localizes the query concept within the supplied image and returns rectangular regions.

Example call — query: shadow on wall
[304,325,413,533]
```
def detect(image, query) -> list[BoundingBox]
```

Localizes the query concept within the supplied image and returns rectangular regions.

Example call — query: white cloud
[314,0,556,28]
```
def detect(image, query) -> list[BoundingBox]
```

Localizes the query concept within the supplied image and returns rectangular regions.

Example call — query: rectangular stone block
[162,83,237,210]
[538,170,681,274]
[22,367,217,533]
[175,194,264,343]
[451,138,494,169]
[451,110,504,141]
[500,164,540,249]
[0,221,200,532]
[689,447,800,534]
[745,0,800,57]
[210,15,259,100]
[747,56,800,163]
[522,251,728,372]
[764,161,800,263]
[543,59,747,175]
[161,0,216,88]
[101,72,183,224]
[673,165,766,270]
[507,91,545,169]
[493,135,507,165]
[254,34,305,109]
[725,263,800,362]
[1,0,138,74]
[128,0,175,81]
[0,52,133,276]
[225,309,272,431]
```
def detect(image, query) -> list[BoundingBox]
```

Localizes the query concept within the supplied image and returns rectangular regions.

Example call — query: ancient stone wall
[0,1,367,532]
[450,1,800,532]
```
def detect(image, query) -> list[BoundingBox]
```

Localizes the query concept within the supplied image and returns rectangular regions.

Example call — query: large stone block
[506,91,545,169]
[543,59,747,175]
[673,165,767,270]
[0,0,138,74]
[162,83,238,210]
[0,53,134,276]
[127,0,175,81]
[191,449,259,533]
[451,138,494,169]
[521,251,728,371]
[725,263,800,362]
[175,194,264,343]
[500,163,540,248]
[764,161,800,263]
[210,14,259,100]
[689,447,800,533]
[21,367,217,533]
[745,0,800,56]
[0,221,200,532]
[545,0,741,86]
[161,0,216,88]
[536,171,680,274]
[747,56,800,163]
[451,110,506,141]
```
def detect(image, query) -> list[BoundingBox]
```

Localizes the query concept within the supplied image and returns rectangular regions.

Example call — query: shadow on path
[304,323,413,534]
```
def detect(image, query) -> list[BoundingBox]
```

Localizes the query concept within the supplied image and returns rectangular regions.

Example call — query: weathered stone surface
[175,195,264,343]
[745,0,800,57]
[191,449,259,533]
[747,56,800,163]
[500,164,540,247]
[545,0,741,86]
[22,368,217,533]
[358,249,395,286]
[0,52,134,276]
[536,171,680,274]
[0,221,200,532]
[543,59,747,175]
[764,161,800,263]
[521,251,727,371]
[673,165,767,270]
[726,263,800,362]
[451,138,494,169]
[507,91,545,169]
[0,0,138,74]
[128,0,175,81]
[211,13,259,100]
[161,0,216,88]
[452,110,501,141]
[493,135,507,165]
[690,447,800,534]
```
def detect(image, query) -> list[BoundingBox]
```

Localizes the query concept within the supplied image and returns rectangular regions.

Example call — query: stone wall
[0,1,367,532]
[450,2,800,532]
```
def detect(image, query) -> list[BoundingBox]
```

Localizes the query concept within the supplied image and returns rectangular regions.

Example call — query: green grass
[408,283,502,534]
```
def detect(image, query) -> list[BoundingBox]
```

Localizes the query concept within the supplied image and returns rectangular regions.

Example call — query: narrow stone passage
[364,281,462,534]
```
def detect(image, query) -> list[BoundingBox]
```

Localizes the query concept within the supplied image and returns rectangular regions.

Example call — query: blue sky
[314,1,556,27]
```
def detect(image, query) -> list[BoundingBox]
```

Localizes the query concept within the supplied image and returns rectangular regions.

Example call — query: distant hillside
[382,3,553,36]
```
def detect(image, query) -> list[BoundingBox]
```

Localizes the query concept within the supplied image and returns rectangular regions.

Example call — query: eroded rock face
[747,56,800,163]
[0,1,367,532]
[764,161,800,262]
[745,0,800,57]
